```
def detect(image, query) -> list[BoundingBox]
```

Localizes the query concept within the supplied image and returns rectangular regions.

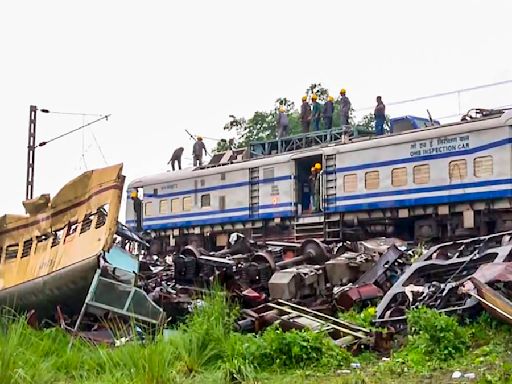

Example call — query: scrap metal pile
[137,230,512,351]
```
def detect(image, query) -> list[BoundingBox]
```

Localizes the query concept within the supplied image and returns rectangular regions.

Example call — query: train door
[322,154,337,213]
[294,154,323,216]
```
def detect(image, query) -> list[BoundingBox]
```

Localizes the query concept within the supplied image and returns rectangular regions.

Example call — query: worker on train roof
[323,95,334,131]
[167,147,184,171]
[311,94,322,132]
[193,136,208,167]
[300,95,311,134]
[374,96,386,136]
[277,106,289,139]
[339,88,351,126]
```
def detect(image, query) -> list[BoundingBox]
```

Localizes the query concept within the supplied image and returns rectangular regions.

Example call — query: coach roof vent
[205,148,248,168]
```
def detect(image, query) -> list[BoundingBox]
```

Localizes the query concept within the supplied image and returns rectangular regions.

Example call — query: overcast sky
[1,0,511,216]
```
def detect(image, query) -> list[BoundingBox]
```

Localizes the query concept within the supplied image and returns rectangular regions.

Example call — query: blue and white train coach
[126,109,512,250]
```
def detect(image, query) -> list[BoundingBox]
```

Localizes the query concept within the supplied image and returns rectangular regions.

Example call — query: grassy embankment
[1,292,512,384]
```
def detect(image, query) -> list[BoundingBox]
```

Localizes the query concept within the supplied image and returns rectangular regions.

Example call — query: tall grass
[0,289,352,383]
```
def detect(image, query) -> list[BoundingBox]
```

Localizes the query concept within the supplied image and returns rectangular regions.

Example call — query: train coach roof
[128,109,512,189]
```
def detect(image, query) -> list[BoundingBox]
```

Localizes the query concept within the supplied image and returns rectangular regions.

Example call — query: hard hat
[314,163,322,170]
[340,88,346,94]
[312,94,318,101]
[197,136,203,141]
[130,191,138,198]
[302,95,307,101]
[279,106,285,113]
[328,95,334,102]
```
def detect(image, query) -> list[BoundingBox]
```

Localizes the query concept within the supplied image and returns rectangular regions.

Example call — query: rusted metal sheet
[470,277,512,326]
[0,164,124,315]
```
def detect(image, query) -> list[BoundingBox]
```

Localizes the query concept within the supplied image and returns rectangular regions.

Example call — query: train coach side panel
[255,161,295,220]
[333,125,512,213]
[139,169,250,230]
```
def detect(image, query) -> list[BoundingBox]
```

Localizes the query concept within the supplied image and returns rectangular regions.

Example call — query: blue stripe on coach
[325,178,512,204]
[336,137,512,173]
[143,175,293,199]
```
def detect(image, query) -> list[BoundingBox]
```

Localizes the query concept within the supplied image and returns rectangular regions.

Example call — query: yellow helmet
[314,163,322,170]
[302,95,307,101]
[312,94,318,101]
[130,191,138,198]
[340,88,346,95]
[197,136,203,141]
[328,95,334,102]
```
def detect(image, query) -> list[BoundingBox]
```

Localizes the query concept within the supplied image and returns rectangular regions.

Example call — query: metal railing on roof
[249,125,375,158]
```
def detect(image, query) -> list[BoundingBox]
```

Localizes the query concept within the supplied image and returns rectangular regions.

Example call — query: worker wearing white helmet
[339,88,351,126]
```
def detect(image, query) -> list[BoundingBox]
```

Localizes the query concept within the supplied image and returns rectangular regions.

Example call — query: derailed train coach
[126,108,512,251]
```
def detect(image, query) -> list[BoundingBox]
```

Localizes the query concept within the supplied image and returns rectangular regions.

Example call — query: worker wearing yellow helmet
[308,164,321,213]
[339,88,351,126]
[193,136,208,167]
[322,95,335,130]
[129,190,143,232]
[311,94,322,132]
[276,105,289,139]
[300,95,312,133]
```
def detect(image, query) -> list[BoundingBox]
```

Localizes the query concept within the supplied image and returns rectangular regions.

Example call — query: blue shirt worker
[374,96,386,136]
[311,94,322,131]
[322,95,334,130]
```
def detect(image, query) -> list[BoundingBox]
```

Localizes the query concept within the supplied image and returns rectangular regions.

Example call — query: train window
[413,164,430,184]
[219,195,226,211]
[474,156,493,178]
[391,167,407,187]
[21,239,33,258]
[201,194,210,208]
[183,196,193,212]
[263,167,274,180]
[365,171,380,190]
[159,199,169,214]
[449,159,467,181]
[171,198,182,213]
[144,201,154,216]
[343,174,358,192]
[5,243,19,261]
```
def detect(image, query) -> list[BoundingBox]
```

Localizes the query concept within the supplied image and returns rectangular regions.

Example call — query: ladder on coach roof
[323,154,341,241]
[249,167,259,217]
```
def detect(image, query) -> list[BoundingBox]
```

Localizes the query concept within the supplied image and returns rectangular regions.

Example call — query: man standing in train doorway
[308,163,322,213]
[193,136,208,166]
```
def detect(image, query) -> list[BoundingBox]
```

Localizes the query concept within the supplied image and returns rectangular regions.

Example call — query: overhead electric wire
[357,79,512,112]
[42,110,106,117]
[36,114,110,148]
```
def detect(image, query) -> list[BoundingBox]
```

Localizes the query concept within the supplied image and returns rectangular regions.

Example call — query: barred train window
[201,194,210,208]
[365,171,380,190]
[391,167,407,187]
[474,156,493,178]
[159,199,169,214]
[144,201,153,216]
[183,196,193,212]
[413,164,430,184]
[343,174,357,192]
[171,198,182,213]
[449,159,467,181]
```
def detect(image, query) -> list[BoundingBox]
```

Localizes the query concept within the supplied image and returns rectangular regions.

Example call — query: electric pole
[25,105,37,200]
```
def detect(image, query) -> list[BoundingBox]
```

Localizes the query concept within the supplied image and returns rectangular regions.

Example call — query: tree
[306,83,329,102]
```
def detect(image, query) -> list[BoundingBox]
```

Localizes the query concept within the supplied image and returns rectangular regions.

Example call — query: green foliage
[338,306,377,329]
[253,326,352,371]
